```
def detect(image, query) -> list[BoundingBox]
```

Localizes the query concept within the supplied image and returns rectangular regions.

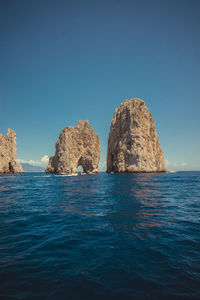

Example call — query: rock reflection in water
[105,173,167,236]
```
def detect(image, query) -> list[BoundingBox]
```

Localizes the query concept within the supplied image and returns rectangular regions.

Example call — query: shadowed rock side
[107,98,166,173]
[46,120,100,174]
[0,129,23,173]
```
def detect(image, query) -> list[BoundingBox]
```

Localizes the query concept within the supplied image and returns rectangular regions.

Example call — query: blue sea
[0,172,200,300]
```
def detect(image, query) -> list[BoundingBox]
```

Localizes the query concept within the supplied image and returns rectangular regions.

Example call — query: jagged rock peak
[45,120,100,174]
[0,129,23,173]
[107,98,166,173]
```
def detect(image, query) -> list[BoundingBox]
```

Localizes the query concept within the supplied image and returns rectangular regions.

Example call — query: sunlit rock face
[0,129,23,173]
[107,98,166,173]
[45,120,100,174]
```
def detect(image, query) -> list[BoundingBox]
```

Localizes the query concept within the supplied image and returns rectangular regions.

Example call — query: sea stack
[107,98,166,173]
[0,129,23,173]
[46,120,100,174]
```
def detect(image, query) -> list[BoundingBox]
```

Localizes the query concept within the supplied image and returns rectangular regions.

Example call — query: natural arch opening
[77,156,93,174]
[77,165,84,173]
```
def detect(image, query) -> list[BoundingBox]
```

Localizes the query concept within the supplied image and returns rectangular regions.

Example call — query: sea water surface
[0,172,200,300]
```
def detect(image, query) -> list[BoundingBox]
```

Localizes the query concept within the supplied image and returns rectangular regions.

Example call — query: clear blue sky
[1,0,200,170]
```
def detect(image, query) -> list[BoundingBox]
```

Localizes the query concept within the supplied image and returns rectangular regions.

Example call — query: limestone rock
[107,98,166,173]
[0,129,23,173]
[46,120,100,174]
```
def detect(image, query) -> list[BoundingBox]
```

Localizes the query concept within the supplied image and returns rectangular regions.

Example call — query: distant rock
[107,98,166,173]
[46,120,100,174]
[0,129,23,173]
[21,163,44,173]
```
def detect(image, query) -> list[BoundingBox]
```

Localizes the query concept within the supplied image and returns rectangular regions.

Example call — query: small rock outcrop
[107,98,166,173]
[46,120,100,174]
[0,129,23,173]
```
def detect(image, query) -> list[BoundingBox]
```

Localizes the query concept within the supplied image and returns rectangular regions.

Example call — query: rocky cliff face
[107,98,166,173]
[0,129,23,173]
[46,120,100,174]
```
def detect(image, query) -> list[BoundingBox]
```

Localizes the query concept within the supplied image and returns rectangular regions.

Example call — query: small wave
[33,175,52,178]
[54,174,78,177]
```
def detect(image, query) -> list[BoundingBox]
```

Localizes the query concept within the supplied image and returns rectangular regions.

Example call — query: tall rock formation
[46,120,100,174]
[0,129,23,173]
[107,98,166,173]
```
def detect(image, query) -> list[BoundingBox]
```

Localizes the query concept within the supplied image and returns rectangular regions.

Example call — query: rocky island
[46,120,100,174]
[0,129,23,173]
[107,98,166,173]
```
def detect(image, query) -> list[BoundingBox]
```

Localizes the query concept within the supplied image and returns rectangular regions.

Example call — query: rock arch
[77,156,94,174]
[45,120,100,174]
